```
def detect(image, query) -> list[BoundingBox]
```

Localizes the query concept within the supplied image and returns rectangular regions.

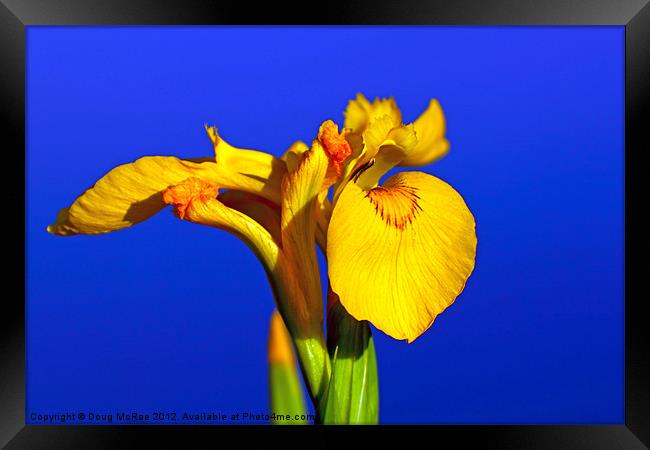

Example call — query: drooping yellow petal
[327,171,477,342]
[399,99,449,166]
[206,125,287,204]
[343,93,402,135]
[218,190,281,245]
[47,156,222,236]
[49,126,288,237]
[162,177,280,270]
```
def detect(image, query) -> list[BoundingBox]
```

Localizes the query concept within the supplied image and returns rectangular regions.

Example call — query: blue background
[26,27,624,424]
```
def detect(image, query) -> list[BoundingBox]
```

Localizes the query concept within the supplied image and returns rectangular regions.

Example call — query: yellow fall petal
[47,156,222,236]
[327,171,477,342]
[399,99,450,166]
[49,126,288,237]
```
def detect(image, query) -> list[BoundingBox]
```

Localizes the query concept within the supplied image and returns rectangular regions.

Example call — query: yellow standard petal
[47,156,221,236]
[327,171,477,342]
[334,121,418,204]
[335,113,418,205]
[399,99,450,167]
[343,93,402,135]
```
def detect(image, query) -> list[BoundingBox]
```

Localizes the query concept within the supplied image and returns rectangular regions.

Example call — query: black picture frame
[3,0,648,447]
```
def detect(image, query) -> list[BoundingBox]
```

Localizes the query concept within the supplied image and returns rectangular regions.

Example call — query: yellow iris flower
[48,93,476,413]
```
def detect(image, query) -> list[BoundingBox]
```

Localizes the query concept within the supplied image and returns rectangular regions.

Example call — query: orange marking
[162,177,219,219]
[318,120,352,185]
[365,183,422,230]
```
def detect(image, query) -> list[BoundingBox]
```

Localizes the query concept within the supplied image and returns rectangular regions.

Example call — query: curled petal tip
[47,208,74,236]
[205,124,219,145]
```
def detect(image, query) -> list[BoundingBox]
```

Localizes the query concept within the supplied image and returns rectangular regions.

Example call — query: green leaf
[321,297,379,424]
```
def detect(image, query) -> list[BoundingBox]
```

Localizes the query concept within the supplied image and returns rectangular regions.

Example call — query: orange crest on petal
[162,177,219,219]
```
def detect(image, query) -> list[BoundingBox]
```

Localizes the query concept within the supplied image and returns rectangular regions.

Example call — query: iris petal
[327,171,477,342]
[218,190,282,245]
[49,128,287,237]
[280,140,329,331]
[343,93,401,135]
[162,177,280,271]
[400,99,450,166]
[47,156,221,236]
